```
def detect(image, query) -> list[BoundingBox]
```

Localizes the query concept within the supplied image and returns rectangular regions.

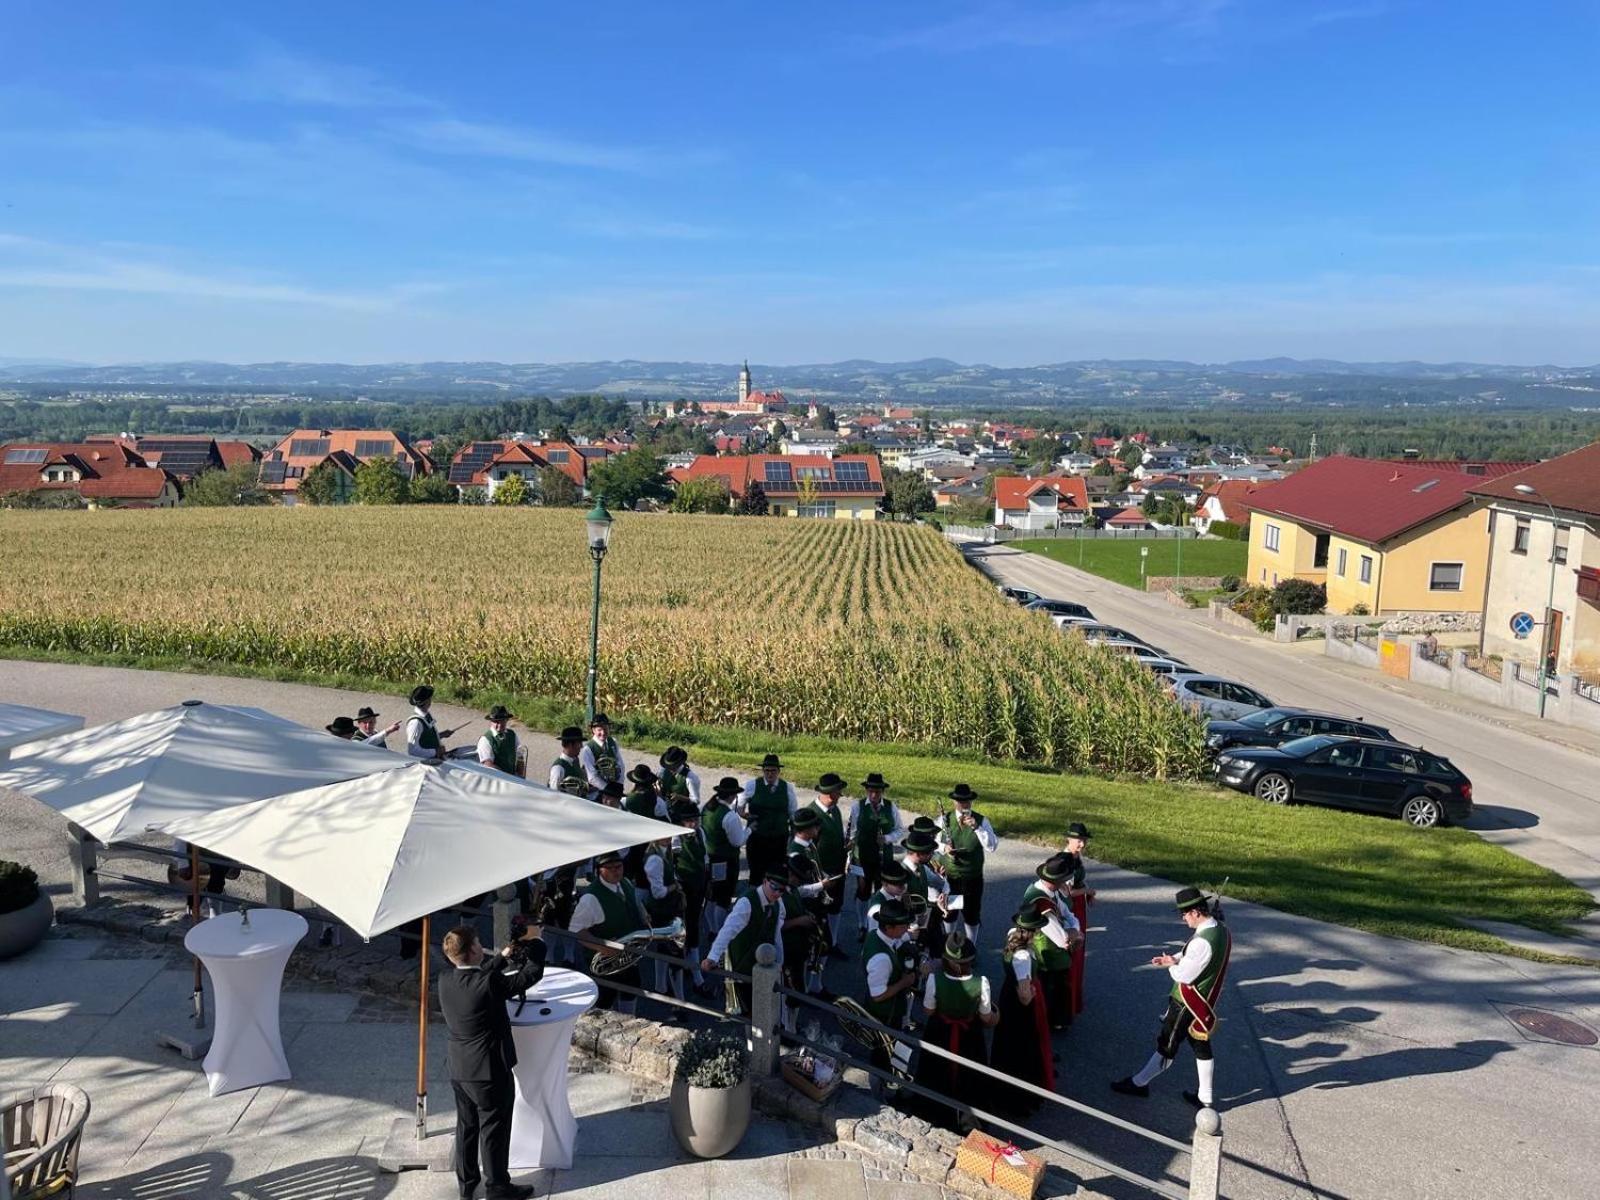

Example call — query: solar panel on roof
[764,461,793,483]
[448,465,478,484]
[290,438,330,458]
[3,448,48,465]
[355,438,395,458]
[835,461,869,482]
[259,461,288,484]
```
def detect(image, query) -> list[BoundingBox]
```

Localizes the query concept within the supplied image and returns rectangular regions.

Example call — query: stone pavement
[0,926,948,1200]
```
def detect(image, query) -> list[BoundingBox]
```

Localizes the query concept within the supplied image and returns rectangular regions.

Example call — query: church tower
[738,359,751,406]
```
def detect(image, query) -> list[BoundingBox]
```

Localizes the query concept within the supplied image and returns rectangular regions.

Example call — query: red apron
[1067,890,1089,1015]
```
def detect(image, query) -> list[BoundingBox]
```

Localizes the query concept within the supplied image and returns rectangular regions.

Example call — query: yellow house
[1244,456,1499,615]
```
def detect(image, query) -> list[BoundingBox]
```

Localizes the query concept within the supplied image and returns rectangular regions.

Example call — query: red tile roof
[0,442,176,502]
[215,441,262,469]
[993,474,1090,513]
[670,454,883,499]
[1467,441,1600,518]
[1200,479,1261,525]
[1242,455,1489,544]
[1392,459,1531,479]
[261,429,431,493]
[1106,507,1151,526]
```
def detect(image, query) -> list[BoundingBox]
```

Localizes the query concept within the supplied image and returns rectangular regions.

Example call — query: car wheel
[1401,795,1444,829]
[1254,773,1292,805]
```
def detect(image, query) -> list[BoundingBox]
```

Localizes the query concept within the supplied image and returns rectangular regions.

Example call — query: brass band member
[669,798,711,995]
[860,899,926,1088]
[807,772,850,948]
[476,706,520,775]
[702,868,788,1017]
[354,706,400,747]
[405,685,451,760]
[548,727,589,796]
[568,850,649,1014]
[1021,855,1082,1031]
[740,754,798,885]
[936,783,998,946]
[579,712,625,801]
[847,772,905,939]
[658,746,700,806]
[700,777,750,933]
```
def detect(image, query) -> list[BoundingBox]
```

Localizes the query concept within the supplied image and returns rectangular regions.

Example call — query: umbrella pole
[190,844,205,1028]
[414,913,431,1140]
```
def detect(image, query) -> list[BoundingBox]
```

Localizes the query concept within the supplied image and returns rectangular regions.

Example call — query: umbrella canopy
[0,703,84,759]
[0,699,412,842]
[156,759,677,938]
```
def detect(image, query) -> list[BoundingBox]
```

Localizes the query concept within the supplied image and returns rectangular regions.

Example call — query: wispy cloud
[193,42,431,110]
[391,118,664,173]
[568,214,723,241]
[867,0,1235,53]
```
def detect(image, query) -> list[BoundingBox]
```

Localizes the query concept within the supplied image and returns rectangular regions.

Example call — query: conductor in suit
[439,922,547,1200]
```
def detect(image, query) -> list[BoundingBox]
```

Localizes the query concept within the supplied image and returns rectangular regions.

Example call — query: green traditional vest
[660,768,690,800]
[484,727,517,773]
[902,859,932,902]
[862,930,914,1025]
[1022,882,1073,971]
[672,828,707,889]
[412,712,440,752]
[588,735,621,782]
[726,886,782,974]
[933,971,983,1021]
[642,847,678,924]
[581,879,644,940]
[779,892,810,955]
[1171,923,1230,1004]
[700,801,735,861]
[747,777,790,844]
[625,789,658,820]
[810,801,847,873]
[854,801,895,872]
[860,890,905,959]
[788,835,820,874]
[551,755,587,797]
[943,809,987,879]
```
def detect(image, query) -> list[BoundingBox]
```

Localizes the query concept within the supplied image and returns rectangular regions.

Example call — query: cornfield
[0,508,1207,778]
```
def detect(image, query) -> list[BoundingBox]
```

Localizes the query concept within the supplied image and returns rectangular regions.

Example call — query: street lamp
[584,497,614,725]
[1513,483,1559,718]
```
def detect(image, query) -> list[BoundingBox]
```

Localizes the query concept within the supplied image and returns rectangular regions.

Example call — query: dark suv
[1213,735,1472,828]
[1205,707,1395,754]
[1023,598,1095,621]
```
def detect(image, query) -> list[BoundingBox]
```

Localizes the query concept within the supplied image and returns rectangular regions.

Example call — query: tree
[536,467,582,507]
[1090,459,1115,477]
[1120,443,1144,468]
[297,461,344,506]
[671,476,731,514]
[409,473,455,504]
[491,474,530,505]
[945,496,993,525]
[737,481,769,516]
[1272,578,1326,616]
[885,469,935,519]
[585,449,670,509]
[354,457,409,505]
[185,463,270,507]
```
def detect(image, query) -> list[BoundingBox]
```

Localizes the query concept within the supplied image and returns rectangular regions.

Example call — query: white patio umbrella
[158,758,677,1131]
[0,702,84,765]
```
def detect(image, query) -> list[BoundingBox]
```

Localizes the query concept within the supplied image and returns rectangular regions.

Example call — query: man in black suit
[439,922,547,1200]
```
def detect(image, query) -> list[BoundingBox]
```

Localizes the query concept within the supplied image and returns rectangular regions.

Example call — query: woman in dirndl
[912,932,996,1130]
[990,908,1057,1117]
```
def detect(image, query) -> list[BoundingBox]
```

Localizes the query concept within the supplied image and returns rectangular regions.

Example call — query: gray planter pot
[668,1076,750,1159]
[0,891,53,959]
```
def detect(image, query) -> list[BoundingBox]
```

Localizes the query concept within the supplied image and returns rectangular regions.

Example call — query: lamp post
[584,497,614,725]
[1513,483,1559,718]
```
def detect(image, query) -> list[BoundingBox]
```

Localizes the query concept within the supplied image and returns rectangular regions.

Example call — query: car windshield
[1238,707,1296,728]
[1278,734,1339,757]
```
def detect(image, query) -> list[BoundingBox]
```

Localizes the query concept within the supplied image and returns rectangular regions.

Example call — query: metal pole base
[154,1029,212,1060]
[375,1114,455,1174]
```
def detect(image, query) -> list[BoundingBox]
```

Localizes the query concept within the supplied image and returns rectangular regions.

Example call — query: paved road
[968,543,1600,904]
[6,661,1600,1199]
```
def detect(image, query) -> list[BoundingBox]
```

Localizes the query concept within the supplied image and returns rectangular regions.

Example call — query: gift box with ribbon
[954,1130,1045,1199]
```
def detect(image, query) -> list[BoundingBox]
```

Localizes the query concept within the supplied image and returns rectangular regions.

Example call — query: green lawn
[6,643,1594,963]
[1015,536,1248,589]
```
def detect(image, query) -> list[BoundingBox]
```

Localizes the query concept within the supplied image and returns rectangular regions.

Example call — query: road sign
[1510,611,1536,639]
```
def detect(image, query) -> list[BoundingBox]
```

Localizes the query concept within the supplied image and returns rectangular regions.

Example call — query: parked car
[1213,735,1472,828]
[1142,659,1203,679]
[1169,675,1274,720]
[1024,598,1095,621]
[1099,640,1178,665]
[999,585,1044,606]
[1064,622,1152,647]
[1205,707,1395,754]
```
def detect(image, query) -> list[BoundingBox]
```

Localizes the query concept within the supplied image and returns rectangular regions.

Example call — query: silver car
[1170,675,1274,720]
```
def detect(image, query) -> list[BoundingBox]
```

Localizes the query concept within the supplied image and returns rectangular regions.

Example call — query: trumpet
[590,919,686,977]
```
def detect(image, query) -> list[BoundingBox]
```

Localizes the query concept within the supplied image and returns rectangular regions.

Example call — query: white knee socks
[963,921,979,945]
[1132,1052,1171,1087]
[1195,1059,1215,1105]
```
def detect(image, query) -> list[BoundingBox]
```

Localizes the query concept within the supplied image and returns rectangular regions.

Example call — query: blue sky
[2,1,1597,366]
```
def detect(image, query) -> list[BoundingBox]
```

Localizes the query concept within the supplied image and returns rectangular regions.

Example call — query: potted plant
[668,1027,751,1158]
[0,860,52,959]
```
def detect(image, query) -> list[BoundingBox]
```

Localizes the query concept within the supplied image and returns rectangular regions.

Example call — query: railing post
[263,877,295,911]
[490,884,518,949]
[749,943,781,1077]
[1188,1108,1223,1200]
[66,822,99,907]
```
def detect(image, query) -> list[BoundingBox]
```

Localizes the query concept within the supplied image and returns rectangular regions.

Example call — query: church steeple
[738,359,751,405]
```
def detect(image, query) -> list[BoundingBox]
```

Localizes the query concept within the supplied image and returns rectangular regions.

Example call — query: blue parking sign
[1510,611,1536,638]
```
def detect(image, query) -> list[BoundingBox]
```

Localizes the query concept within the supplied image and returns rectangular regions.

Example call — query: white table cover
[506,968,599,1170]
[184,909,307,1097]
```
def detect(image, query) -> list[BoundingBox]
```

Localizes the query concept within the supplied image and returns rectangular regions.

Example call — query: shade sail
[0,703,84,757]
[0,699,412,842]
[156,760,676,938]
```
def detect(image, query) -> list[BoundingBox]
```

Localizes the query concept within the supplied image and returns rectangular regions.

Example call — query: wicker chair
[3,1083,90,1200]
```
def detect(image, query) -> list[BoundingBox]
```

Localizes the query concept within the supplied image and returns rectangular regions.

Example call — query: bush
[491,475,530,506]
[674,1027,748,1088]
[1218,574,1241,593]
[1349,602,1371,616]
[1230,585,1275,631]
[1272,578,1327,616]
[1208,520,1247,541]
[0,860,41,916]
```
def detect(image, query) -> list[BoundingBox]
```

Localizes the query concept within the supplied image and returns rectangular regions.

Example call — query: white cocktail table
[506,967,599,1170]
[184,909,307,1096]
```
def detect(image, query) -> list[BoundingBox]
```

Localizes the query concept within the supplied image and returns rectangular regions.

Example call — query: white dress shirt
[740,777,798,816]
[1035,884,1080,949]
[706,889,784,966]
[548,755,583,792]
[642,852,672,901]
[924,971,992,1013]
[404,708,439,759]
[1169,918,1217,985]
[865,930,910,998]
[937,810,999,855]
[579,739,625,792]
[845,799,907,850]
[567,877,647,934]
[476,731,517,769]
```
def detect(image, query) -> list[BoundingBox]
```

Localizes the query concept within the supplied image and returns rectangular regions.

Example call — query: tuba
[590,918,686,977]
[833,997,914,1078]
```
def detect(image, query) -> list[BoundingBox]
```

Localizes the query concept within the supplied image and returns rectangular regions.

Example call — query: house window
[1313,533,1330,569]
[1336,548,1348,577]
[1264,523,1281,552]
[796,500,836,519]
[1512,518,1530,554]
[1553,525,1570,565]
[1359,555,1374,584]
[1429,562,1464,592]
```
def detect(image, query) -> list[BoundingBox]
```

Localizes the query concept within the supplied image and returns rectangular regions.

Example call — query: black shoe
[1181,1090,1207,1110]
[1111,1077,1149,1098]
[458,1182,479,1200]
[486,1186,534,1200]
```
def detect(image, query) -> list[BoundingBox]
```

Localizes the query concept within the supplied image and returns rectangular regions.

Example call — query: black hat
[817,772,845,793]
[409,685,434,706]
[600,780,625,799]
[948,783,978,804]
[591,712,611,727]
[355,707,380,721]
[1013,907,1047,932]
[1065,822,1091,842]
[485,705,512,723]
[903,832,937,856]
[1175,886,1208,912]
[559,725,584,744]
[594,850,624,868]
[712,776,743,797]
[942,931,977,972]
[660,746,688,770]
[326,716,357,737]
[763,867,790,887]
[791,808,821,831]
[875,899,912,927]
[1037,854,1072,884]
[759,753,782,771]
[861,772,889,791]
[878,860,910,885]
[908,815,939,837]
[668,799,700,825]
[627,764,657,786]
